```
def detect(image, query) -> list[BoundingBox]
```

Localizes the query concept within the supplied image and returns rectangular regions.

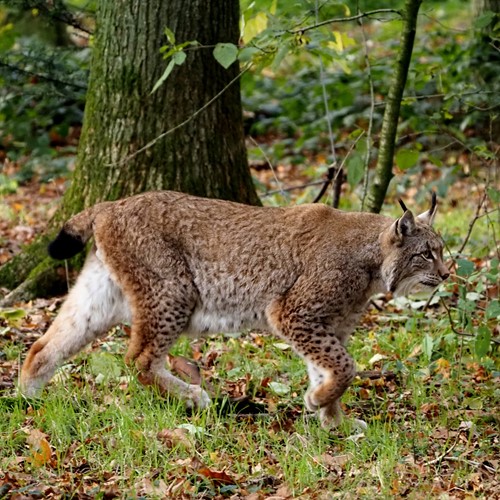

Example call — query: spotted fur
[20,191,449,428]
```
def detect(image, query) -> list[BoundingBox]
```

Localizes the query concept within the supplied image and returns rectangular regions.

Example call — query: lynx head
[380,193,450,296]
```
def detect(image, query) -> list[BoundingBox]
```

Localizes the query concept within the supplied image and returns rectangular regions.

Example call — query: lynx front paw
[319,401,343,429]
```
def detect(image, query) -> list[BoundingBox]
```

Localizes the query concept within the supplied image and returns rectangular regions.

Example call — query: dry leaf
[197,465,237,487]
[25,428,52,467]
[168,354,202,385]
[157,428,192,449]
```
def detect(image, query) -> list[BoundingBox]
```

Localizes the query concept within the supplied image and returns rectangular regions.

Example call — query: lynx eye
[420,249,434,261]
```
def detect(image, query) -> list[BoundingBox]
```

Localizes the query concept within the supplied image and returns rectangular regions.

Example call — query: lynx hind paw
[19,377,44,399]
[304,389,320,412]
[351,418,368,431]
[185,385,211,410]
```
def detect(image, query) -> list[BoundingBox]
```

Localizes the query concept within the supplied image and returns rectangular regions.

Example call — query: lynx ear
[390,209,416,244]
[416,192,437,226]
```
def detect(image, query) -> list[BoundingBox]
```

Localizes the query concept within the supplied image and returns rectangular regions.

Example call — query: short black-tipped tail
[48,229,86,260]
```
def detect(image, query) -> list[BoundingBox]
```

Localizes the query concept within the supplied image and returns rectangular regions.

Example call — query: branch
[0,59,88,91]
[289,8,402,34]
[365,0,423,213]
[261,180,325,197]
[359,11,376,211]
[312,131,365,203]
[18,0,93,34]
[248,136,285,197]
[314,0,340,207]
[457,190,488,256]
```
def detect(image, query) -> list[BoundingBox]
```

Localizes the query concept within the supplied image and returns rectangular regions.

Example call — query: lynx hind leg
[122,272,211,410]
[20,251,130,397]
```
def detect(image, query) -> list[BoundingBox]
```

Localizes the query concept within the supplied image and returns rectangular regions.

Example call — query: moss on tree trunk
[0,0,259,305]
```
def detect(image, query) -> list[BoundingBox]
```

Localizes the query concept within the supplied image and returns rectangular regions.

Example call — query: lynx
[20,191,449,428]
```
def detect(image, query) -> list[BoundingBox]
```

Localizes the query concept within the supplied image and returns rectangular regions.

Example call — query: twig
[0,60,87,91]
[290,9,402,34]
[314,0,340,207]
[248,136,285,197]
[457,190,488,255]
[359,10,376,211]
[424,436,460,466]
[441,298,500,345]
[22,0,93,34]
[312,131,365,204]
[261,180,326,197]
[106,64,251,167]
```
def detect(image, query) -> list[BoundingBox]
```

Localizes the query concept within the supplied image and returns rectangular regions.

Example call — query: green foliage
[238,0,499,205]
[0,1,90,181]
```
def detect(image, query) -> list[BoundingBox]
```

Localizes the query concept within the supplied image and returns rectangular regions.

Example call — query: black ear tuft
[48,229,85,260]
[430,191,437,213]
[398,198,408,213]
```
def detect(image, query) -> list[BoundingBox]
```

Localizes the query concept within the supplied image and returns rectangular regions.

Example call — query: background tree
[365,0,422,213]
[0,0,259,304]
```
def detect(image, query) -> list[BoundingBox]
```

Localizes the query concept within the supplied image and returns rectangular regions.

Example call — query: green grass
[1,193,498,497]
[1,309,498,498]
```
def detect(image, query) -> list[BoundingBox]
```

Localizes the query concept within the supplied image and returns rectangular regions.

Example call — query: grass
[1,189,498,497]
[1,302,498,498]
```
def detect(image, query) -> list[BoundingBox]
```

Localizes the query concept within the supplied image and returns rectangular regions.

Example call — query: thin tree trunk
[365,0,422,214]
[0,0,259,305]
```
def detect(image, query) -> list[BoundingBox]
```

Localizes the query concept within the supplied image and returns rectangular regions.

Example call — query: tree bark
[365,0,422,214]
[0,0,259,305]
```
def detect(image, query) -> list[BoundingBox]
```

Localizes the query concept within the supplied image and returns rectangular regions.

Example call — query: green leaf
[346,153,364,188]
[475,326,491,358]
[473,11,495,29]
[238,46,260,63]
[395,149,419,170]
[464,397,483,410]
[242,12,268,44]
[486,300,500,319]
[213,43,239,69]
[89,353,122,380]
[0,308,27,326]
[487,187,500,203]
[172,50,186,65]
[456,258,474,277]
[422,334,434,360]
[268,381,291,396]
[151,58,176,93]
[428,154,443,167]
[164,27,175,44]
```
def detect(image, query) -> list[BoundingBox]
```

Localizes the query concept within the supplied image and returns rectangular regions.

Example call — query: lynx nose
[439,264,450,281]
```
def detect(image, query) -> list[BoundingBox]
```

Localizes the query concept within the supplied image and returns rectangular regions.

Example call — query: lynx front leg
[20,252,130,397]
[266,292,357,429]
[302,342,357,428]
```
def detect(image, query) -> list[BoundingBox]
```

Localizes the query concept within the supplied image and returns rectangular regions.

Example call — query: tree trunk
[0,0,259,305]
[365,0,422,214]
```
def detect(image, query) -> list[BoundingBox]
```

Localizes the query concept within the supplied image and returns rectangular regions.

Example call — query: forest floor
[0,166,499,499]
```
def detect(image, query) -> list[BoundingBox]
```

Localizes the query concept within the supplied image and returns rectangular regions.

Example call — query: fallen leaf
[368,353,388,365]
[157,427,192,449]
[197,465,237,487]
[25,428,52,467]
[168,354,202,385]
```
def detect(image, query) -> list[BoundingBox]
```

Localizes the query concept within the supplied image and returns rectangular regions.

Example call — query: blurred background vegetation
[0,0,498,207]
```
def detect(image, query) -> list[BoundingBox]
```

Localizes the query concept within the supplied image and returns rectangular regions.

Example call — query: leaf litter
[1,172,499,497]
